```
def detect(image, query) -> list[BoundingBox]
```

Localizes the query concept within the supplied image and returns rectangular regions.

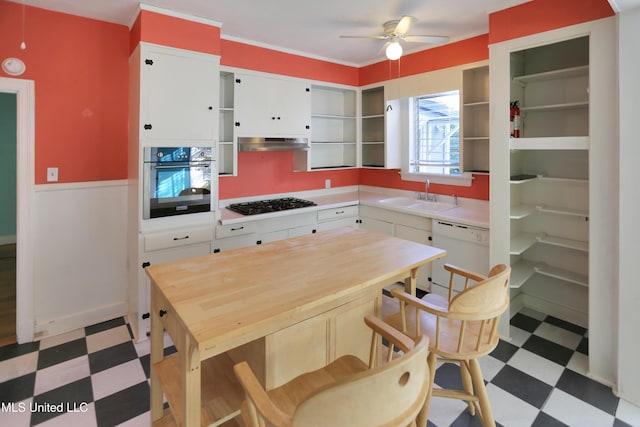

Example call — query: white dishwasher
[431,220,490,298]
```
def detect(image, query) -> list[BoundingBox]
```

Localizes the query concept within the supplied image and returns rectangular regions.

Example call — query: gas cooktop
[226,197,317,216]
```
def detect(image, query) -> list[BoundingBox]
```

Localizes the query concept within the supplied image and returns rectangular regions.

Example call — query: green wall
[0,92,17,241]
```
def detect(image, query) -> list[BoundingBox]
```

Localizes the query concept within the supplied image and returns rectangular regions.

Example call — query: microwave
[142,147,214,219]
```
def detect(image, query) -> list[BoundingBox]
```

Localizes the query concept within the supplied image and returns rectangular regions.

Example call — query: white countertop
[218,186,489,228]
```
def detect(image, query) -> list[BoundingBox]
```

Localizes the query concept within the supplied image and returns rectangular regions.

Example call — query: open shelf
[510,259,539,289]
[510,232,538,255]
[534,263,589,287]
[537,204,588,218]
[512,65,589,85]
[537,233,588,252]
[509,137,589,150]
[153,352,244,427]
[510,204,537,219]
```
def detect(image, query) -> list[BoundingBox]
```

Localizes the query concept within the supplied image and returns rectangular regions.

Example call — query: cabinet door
[395,224,432,291]
[359,217,394,236]
[141,46,219,141]
[235,73,310,136]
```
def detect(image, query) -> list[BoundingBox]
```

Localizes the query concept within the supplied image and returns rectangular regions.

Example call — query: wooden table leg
[182,333,202,427]
[403,267,418,295]
[150,287,164,422]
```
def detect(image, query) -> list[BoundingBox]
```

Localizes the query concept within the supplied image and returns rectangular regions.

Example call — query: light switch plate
[47,167,58,182]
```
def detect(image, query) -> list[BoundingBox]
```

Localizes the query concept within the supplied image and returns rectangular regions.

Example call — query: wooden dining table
[146,226,446,426]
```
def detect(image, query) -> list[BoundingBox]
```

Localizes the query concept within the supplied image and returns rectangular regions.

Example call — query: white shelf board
[520,101,588,113]
[537,176,589,184]
[510,259,539,289]
[463,101,489,107]
[464,136,490,141]
[510,232,538,255]
[536,234,589,252]
[537,204,588,218]
[512,65,589,84]
[509,137,589,150]
[510,204,537,219]
[534,263,589,287]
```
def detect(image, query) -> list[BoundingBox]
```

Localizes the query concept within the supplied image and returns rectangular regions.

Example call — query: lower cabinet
[316,205,359,232]
[131,226,213,341]
[359,205,433,292]
[264,294,376,389]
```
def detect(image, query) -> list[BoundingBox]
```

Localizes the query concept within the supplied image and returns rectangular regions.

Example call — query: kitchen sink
[377,197,455,213]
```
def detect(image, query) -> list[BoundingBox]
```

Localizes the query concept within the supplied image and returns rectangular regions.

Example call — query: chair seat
[242,355,369,420]
[384,304,499,359]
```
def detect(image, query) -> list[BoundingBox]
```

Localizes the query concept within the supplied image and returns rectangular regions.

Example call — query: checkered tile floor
[1,310,640,426]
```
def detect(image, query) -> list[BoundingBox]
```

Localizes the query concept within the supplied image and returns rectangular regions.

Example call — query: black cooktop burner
[227,197,317,216]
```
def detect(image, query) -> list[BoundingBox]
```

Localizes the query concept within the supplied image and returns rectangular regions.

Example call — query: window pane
[411,91,460,174]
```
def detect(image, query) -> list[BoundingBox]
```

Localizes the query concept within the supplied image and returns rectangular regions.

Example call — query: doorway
[0,91,17,346]
[0,77,35,344]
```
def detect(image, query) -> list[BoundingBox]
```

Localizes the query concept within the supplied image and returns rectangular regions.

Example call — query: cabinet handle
[230,226,244,231]
[173,235,189,241]
[144,59,153,65]
[144,124,152,130]
[235,78,241,83]
[386,104,393,112]
[235,122,240,127]
[336,210,345,215]
[208,106,213,110]
[159,309,166,317]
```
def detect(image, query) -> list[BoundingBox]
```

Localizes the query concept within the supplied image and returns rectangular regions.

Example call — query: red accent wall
[131,10,221,56]
[359,35,490,86]
[0,2,129,184]
[221,39,359,86]
[489,0,614,44]
[219,152,360,199]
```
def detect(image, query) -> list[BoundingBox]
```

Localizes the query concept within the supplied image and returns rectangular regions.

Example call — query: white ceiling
[9,0,638,66]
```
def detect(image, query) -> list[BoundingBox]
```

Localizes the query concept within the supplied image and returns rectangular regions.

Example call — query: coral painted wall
[0,2,129,184]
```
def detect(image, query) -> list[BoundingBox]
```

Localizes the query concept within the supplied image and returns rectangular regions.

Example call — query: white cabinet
[297,84,357,171]
[360,85,401,169]
[213,221,258,252]
[218,71,237,175]
[490,18,617,384]
[130,226,213,340]
[137,43,219,144]
[234,73,311,137]
[316,205,359,232]
[256,212,317,244]
[462,64,490,173]
[359,205,432,291]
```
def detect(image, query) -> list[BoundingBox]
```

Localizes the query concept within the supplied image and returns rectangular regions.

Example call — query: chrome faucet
[425,179,436,202]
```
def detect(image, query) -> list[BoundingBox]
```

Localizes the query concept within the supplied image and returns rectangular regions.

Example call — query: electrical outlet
[47,167,58,182]
[325,179,331,189]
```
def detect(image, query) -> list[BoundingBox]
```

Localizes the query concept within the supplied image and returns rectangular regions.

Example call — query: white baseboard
[34,301,128,341]
[521,294,588,328]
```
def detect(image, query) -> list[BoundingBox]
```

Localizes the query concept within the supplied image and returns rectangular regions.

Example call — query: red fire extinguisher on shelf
[509,101,520,138]
[510,102,515,137]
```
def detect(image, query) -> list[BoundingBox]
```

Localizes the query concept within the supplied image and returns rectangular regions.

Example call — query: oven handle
[151,163,210,169]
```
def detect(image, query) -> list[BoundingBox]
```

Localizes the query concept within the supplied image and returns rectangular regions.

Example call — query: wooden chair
[233,314,430,427]
[384,263,511,427]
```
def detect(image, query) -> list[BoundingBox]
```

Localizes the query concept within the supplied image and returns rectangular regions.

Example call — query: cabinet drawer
[144,226,213,252]
[215,221,257,239]
[317,205,358,221]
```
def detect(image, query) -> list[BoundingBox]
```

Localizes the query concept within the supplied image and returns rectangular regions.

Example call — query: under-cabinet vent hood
[238,137,310,152]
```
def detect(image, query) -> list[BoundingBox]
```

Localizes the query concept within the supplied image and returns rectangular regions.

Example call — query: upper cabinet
[219,71,236,175]
[234,73,311,137]
[462,64,490,173]
[304,84,357,170]
[361,85,400,169]
[137,43,219,144]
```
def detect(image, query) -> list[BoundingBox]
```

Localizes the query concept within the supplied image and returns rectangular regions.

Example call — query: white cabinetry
[360,85,400,168]
[213,222,258,252]
[127,43,219,341]
[316,205,359,232]
[296,84,357,171]
[234,73,310,137]
[490,18,617,383]
[218,71,236,175]
[462,64,490,173]
[256,212,317,244]
[131,226,213,340]
[137,43,219,144]
[359,205,432,291]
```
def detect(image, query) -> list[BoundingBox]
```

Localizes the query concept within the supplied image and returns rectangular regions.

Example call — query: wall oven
[143,147,214,219]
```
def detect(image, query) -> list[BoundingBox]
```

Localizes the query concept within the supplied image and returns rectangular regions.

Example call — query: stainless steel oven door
[143,147,213,219]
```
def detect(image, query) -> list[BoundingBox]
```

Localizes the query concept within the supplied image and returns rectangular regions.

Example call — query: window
[409,90,460,175]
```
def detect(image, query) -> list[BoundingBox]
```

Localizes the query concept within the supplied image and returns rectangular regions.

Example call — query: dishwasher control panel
[433,221,490,246]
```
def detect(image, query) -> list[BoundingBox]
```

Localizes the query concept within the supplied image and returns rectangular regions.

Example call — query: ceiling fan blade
[394,16,414,36]
[339,35,388,40]
[403,35,449,44]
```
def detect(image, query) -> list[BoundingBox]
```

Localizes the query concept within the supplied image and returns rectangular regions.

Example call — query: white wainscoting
[32,180,128,339]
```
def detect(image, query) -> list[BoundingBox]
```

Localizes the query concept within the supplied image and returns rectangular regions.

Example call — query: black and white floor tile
[1,309,640,426]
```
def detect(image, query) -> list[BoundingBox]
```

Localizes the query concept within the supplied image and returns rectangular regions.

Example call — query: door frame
[1,77,34,343]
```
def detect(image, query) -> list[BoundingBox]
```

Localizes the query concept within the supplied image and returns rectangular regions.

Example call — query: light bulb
[385,41,403,60]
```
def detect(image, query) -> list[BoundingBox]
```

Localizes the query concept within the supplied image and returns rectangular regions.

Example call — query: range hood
[238,137,310,152]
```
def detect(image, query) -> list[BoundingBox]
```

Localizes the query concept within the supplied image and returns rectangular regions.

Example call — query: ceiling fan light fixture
[386,41,403,60]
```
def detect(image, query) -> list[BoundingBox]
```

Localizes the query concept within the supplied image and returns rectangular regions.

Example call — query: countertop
[218,187,489,228]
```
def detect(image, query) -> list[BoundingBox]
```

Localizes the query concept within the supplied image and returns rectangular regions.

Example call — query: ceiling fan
[340,16,449,60]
